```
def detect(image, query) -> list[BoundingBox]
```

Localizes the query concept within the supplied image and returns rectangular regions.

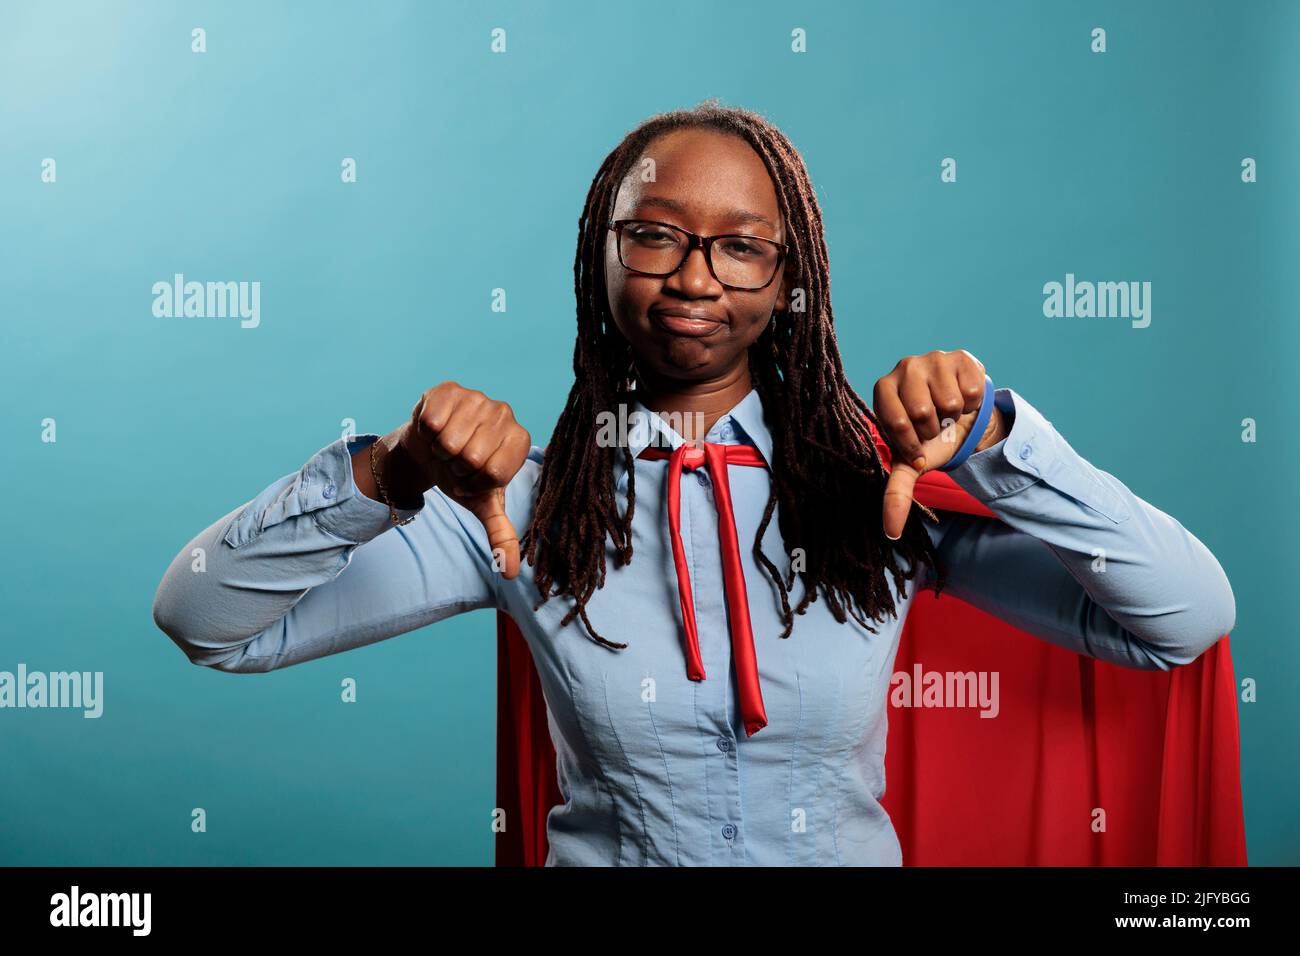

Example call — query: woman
[152,102,1236,866]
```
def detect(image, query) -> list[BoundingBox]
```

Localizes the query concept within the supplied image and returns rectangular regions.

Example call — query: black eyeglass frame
[606,218,789,291]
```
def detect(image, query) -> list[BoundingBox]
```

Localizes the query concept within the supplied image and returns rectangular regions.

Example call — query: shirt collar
[613,387,774,492]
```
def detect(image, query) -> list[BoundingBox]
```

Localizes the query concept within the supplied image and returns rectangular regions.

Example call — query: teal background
[1,0,1295,865]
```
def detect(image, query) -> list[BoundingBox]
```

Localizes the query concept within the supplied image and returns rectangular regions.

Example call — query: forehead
[612,127,782,232]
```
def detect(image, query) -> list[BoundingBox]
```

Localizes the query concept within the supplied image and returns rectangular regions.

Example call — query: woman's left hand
[872,349,1008,539]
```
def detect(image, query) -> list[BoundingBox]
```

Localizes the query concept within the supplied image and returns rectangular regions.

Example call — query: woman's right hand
[359,382,532,578]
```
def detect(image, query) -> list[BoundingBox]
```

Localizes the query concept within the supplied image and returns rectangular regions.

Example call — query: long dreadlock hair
[518,100,947,651]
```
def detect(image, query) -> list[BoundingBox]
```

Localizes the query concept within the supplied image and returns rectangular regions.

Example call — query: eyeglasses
[607,218,787,291]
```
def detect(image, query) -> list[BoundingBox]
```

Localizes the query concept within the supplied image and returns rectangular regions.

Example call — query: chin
[647,341,723,378]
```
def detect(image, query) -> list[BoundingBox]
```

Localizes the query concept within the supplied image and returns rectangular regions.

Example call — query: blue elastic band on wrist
[937,374,996,473]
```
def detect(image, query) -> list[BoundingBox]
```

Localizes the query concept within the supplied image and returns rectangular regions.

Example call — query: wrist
[373,436,428,510]
[938,374,996,472]
[974,406,1007,453]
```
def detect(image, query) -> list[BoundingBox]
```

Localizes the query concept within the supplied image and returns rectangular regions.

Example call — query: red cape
[495,428,1247,866]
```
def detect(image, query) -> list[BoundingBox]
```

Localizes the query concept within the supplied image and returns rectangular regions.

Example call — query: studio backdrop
[0,0,1295,866]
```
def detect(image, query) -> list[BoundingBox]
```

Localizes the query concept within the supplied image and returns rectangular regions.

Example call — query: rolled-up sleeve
[151,434,502,673]
[917,388,1236,670]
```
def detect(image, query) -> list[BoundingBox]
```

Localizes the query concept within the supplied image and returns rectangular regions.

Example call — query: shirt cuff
[942,387,1130,523]
[222,433,425,550]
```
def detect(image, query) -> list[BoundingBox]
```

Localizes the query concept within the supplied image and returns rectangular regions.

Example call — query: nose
[665,245,722,297]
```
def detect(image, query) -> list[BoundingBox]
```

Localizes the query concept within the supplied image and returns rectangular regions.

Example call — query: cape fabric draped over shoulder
[494,424,1247,866]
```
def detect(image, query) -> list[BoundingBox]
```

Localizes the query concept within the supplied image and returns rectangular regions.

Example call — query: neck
[634,362,753,443]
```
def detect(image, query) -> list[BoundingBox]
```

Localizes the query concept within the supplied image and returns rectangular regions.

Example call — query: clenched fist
[356,382,532,578]
[872,349,1008,540]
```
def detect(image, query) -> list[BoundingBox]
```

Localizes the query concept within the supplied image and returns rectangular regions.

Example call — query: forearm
[929,388,1235,669]
[152,434,427,669]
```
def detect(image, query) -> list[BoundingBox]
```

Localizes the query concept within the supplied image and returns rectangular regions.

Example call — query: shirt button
[695,471,709,486]
[322,482,337,499]
[721,824,737,840]
[1018,444,1032,460]
[716,737,732,753]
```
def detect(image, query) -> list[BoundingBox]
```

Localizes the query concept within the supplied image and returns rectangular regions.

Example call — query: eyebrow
[635,195,778,231]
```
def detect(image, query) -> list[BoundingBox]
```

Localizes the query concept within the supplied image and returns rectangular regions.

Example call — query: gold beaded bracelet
[369,439,418,526]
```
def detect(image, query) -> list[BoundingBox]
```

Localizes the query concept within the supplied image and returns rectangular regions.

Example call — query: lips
[649,307,726,338]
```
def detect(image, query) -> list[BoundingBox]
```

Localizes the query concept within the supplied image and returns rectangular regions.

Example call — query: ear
[773,261,793,314]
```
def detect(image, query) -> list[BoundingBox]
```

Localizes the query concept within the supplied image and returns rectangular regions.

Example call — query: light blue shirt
[152,386,1236,866]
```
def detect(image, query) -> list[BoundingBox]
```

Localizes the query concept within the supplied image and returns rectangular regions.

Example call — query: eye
[717,237,770,259]
[626,223,680,245]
